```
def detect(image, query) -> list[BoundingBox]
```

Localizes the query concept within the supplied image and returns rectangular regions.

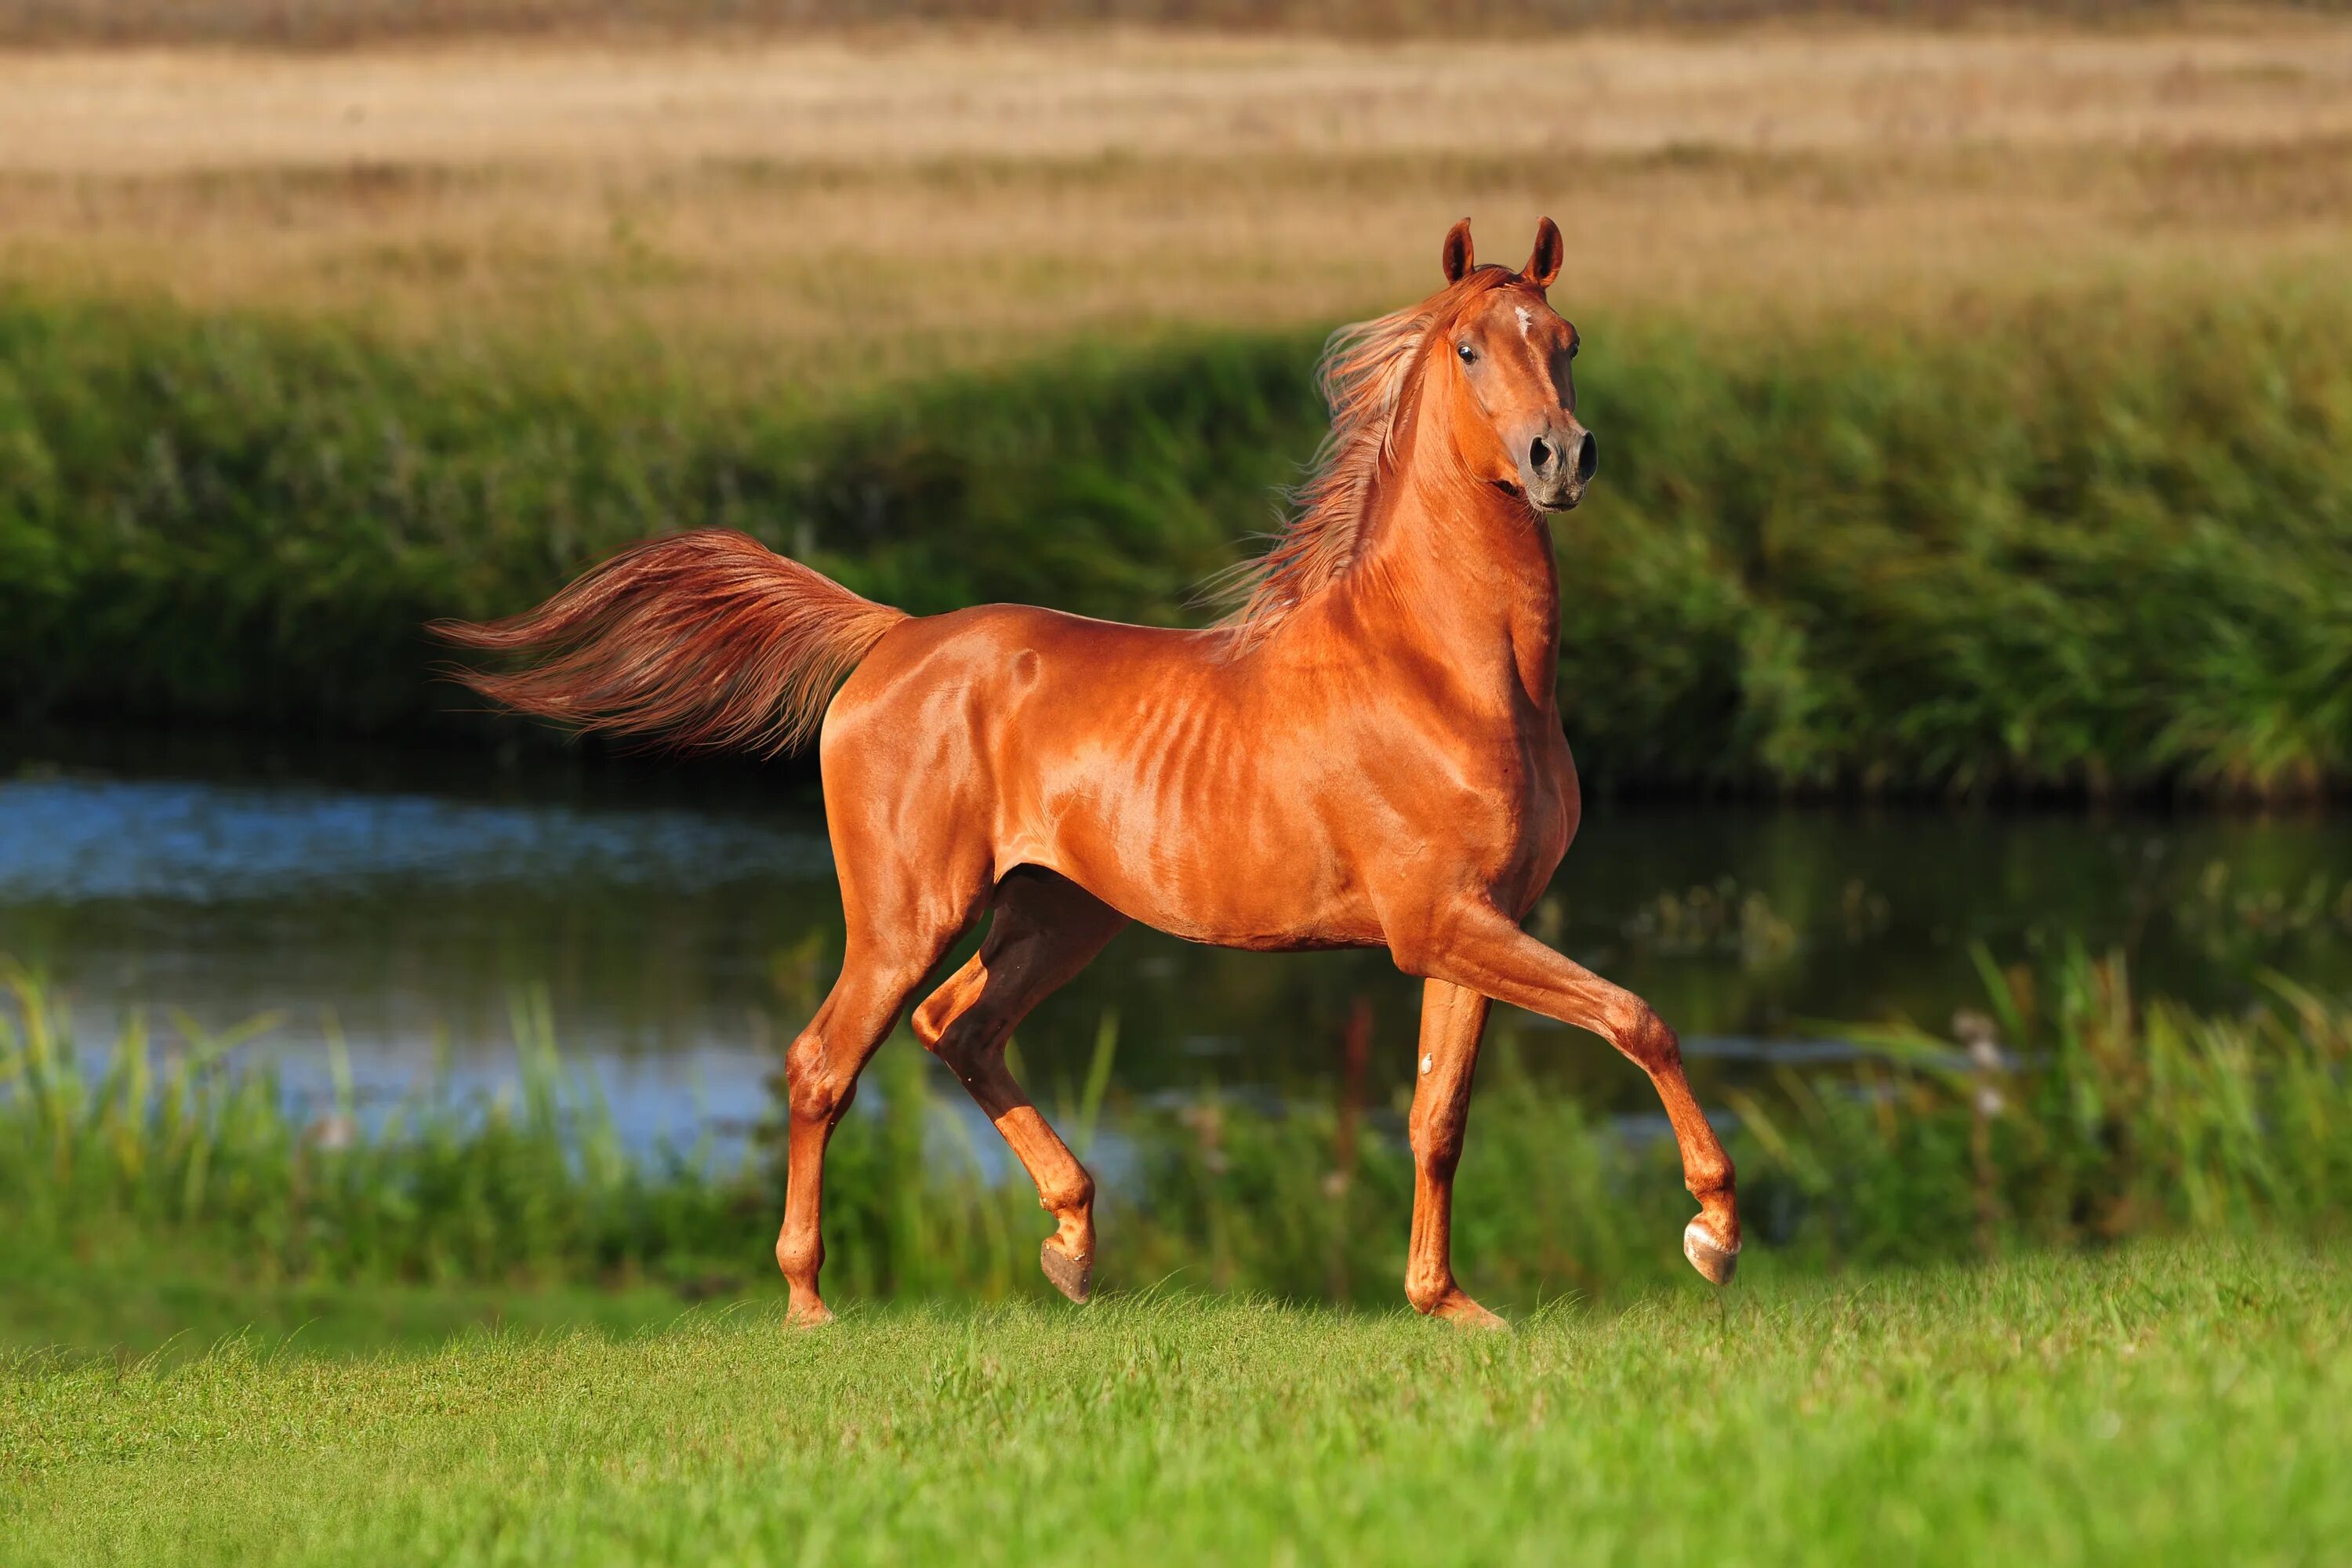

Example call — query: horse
[437,216,1740,1328]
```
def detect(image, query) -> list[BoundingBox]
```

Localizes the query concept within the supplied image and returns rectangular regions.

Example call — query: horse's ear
[1524,217,1563,291]
[1440,218,1475,285]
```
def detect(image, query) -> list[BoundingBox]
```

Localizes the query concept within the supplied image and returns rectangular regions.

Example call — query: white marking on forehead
[1515,307,1534,339]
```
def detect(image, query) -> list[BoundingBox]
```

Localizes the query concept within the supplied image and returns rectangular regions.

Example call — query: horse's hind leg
[778,900,978,1327]
[910,868,1127,1303]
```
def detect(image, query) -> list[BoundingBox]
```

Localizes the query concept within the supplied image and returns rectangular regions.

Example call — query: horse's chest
[1450,724,1575,880]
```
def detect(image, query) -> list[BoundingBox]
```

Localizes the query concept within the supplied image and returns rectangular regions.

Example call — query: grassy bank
[7,948,2349,1353]
[5,1240,2347,1566]
[8,274,2352,793]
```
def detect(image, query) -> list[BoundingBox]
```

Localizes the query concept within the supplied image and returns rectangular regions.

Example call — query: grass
[0,1242,710,1365]
[2,1239,2347,1566]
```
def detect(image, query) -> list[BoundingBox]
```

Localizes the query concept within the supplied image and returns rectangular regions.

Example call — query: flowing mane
[1217,267,1512,637]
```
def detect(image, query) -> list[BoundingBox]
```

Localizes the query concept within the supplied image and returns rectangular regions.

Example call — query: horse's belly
[1002,794,1384,953]
[1000,728,1583,953]
[1112,857,1384,952]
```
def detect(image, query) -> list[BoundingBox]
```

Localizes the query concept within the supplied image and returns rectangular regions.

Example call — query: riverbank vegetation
[5,949,2347,1357]
[7,270,2352,794]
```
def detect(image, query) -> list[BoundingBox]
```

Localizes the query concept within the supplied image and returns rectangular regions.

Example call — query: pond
[5,728,2350,1153]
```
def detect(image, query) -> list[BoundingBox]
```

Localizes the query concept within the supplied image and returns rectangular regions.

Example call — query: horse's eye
[1569,341,1580,360]
[1456,343,1475,364]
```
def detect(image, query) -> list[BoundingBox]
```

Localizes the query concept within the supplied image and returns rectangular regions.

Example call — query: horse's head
[1432,216,1595,512]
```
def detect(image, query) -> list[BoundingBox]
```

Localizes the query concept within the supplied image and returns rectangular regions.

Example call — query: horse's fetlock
[775,1229,822,1283]
[1043,1165,1095,1219]
[1404,1267,1457,1316]
[1690,1153,1737,1205]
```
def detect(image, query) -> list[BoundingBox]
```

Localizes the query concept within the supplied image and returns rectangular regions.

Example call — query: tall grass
[0,971,761,1287]
[5,949,2347,1308]
[7,275,2352,793]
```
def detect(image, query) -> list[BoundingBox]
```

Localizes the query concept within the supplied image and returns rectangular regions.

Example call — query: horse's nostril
[1530,436,1558,474]
[1577,431,1599,482]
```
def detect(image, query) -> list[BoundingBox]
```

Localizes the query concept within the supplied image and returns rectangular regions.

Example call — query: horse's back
[818,601,1231,829]
[826,603,1218,738]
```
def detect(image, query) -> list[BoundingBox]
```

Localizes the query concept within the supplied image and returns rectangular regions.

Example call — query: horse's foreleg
[1404,978,1507,1330]
[911,869,1127,1303]
[1404,902,1740,1284]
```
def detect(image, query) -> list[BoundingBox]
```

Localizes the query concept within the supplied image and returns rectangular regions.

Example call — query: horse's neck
[1321,397,1563,715]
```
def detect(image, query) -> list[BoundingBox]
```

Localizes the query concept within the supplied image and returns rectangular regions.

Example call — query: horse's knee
[1613,1002,1680,1073]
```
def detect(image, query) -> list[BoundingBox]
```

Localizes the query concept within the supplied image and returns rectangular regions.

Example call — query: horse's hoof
[1683,1219,1740,1286]
[1040,1240,1094,1304]
[1432,1293,1511,1333]
[787,1297,836,1329]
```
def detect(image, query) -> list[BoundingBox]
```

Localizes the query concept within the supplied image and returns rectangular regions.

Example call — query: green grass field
[3,1239,2344,1566]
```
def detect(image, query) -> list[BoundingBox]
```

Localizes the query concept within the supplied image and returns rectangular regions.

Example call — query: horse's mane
[1214,266,1512,637]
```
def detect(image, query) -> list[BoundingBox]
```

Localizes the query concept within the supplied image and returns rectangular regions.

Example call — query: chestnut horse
[440,217,1738,1327]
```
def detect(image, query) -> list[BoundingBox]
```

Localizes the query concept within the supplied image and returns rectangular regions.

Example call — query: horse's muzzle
[1523,427,1597,511]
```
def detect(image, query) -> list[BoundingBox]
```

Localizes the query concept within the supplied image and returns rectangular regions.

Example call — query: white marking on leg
[1421,1053,1433,1075]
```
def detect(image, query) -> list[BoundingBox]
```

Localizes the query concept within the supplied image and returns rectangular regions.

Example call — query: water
[5,731,2350,1152]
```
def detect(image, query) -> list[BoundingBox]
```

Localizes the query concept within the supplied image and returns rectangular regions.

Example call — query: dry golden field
[0,1,2261,48]
[3,20,2350,384]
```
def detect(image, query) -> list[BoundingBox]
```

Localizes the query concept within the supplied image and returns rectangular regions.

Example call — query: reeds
[6,948,2347,1308]
[0,967,762,1287]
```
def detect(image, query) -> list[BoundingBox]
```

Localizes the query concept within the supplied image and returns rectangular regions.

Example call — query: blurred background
[4,2,2351,1349]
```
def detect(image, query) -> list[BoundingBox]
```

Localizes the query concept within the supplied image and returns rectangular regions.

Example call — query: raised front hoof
[1040,1240,1094,1304]
[1415,1287,1511,1333]
[1682,1219,1740,1286]
[786,1296,836,1330]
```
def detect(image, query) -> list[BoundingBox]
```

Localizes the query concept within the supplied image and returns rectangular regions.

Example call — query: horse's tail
[431,529,908,755]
